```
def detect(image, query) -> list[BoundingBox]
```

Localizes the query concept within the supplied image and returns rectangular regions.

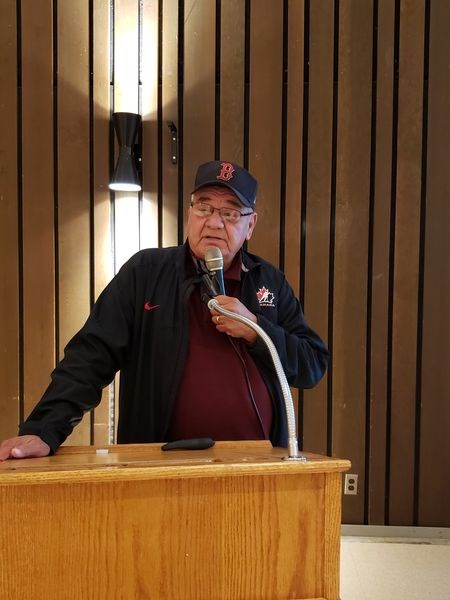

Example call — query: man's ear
[246,212,258,241]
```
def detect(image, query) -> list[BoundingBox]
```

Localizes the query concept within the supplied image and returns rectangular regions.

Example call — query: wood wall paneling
[333,0,373,524]
[57,0,91,445]
[389,0,425,525]
[92,0,112,305]
[92,0,113,445]
[161,1,179,248]
[284,0,305,436]
[247,0,283,269]
[183,0,216,234]
[419,0,450,527]
[0,0,19,440]
[302,1,334,456]
[141,0,160,250]
[368,0,395,525]
[1,0,449,527]
[284,0,304,298]
[220,0,245,164]
[21,0,56,419]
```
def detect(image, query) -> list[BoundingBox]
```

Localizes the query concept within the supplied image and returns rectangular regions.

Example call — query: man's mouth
[203,235,224,243]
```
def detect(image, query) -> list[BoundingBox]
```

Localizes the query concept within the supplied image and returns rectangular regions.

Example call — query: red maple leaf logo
[257,287,269,302]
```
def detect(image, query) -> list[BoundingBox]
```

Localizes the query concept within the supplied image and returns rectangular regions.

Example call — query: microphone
[204,246,226,295]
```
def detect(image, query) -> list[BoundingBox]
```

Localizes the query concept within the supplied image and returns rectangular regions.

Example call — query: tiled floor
[340,536,450,600]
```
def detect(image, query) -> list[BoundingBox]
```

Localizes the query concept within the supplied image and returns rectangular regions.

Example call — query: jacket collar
[241,248,261,272]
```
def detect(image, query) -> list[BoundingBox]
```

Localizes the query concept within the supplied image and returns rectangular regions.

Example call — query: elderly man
[0,160,328,461]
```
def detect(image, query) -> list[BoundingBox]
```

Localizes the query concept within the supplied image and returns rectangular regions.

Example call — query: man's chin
[202,238,226,248]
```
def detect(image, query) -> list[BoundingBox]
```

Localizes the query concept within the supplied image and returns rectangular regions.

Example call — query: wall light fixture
[109,112,142,192]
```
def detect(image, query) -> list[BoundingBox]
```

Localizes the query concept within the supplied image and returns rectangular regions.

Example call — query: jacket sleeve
[18,261,137,453]
[247,275,329,389]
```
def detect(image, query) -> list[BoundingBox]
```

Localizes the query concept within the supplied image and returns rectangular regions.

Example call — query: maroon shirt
[167,255,273,441]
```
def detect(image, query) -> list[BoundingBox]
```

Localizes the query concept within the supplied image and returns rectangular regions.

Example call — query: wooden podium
[0,441,350,600]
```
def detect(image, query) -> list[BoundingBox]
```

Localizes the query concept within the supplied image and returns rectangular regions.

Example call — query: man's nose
[205,208,225,226]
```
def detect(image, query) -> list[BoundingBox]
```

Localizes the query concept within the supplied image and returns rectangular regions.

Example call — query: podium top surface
[0,441,351,486]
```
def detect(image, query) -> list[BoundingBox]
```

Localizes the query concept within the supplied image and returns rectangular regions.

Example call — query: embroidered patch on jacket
[144,301,160,311]
[256,287,275,308]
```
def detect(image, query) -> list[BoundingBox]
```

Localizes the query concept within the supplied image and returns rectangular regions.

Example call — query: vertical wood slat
[0,0,19,440]
[183,0,216,231]
[419,0,450,526]
[284,0,304,299]
[92,0,113,445]
[247,0,283,269]
[368,0,395,525]
[302,1,334,456]
[21,0,56,418]
[333,0,373,524]
[57,0,91,445]
[220,0,245,164]
[161,1,179,248]
[389,0,425,525]
[141,0,159,250]
[284,0,305,437]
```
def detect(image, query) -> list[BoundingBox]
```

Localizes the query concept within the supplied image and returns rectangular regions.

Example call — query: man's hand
[0,435,51,462]
[210,295,258,345]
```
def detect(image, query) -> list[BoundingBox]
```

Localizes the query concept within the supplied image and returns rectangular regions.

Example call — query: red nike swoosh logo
[144,302,160,311]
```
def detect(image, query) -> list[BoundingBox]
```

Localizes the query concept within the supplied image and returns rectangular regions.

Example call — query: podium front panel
[0,442,350,600]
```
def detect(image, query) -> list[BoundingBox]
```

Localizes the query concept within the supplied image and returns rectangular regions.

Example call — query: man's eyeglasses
[190,201,254,224]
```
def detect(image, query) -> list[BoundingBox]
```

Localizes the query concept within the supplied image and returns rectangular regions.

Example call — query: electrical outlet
[344,474,358,495]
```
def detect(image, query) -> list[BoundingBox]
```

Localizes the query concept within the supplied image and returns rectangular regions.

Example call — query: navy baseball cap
[192,160,258,209]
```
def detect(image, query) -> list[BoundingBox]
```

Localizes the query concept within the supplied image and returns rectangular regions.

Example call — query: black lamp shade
[109,112,142,192]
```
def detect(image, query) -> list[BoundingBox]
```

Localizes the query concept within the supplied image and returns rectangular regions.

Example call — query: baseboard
[341,524,450,542]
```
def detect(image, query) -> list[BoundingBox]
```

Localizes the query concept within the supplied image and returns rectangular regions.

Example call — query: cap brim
[191,180,253,208]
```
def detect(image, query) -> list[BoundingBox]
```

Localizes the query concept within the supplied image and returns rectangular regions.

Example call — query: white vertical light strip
[114,192,141,269]
[113,0,140,271]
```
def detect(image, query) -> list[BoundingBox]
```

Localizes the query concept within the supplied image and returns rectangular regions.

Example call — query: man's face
[186,186,257,270]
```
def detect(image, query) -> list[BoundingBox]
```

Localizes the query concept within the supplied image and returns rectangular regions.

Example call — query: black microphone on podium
[204,246,226,296]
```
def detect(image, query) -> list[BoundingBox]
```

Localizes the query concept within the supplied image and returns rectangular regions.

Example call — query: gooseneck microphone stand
[207,298,306,461]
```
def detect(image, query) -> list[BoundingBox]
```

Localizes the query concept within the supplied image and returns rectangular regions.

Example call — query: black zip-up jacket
[19,244,329,452]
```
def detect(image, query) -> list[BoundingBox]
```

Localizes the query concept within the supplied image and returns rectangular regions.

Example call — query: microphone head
[204,246,223,272]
